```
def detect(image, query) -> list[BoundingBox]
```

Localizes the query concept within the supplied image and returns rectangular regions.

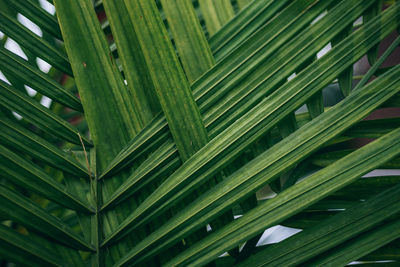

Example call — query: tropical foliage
[0,0,399,266]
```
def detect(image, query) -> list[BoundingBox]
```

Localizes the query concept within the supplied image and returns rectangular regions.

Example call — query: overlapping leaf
[0,0,399,266]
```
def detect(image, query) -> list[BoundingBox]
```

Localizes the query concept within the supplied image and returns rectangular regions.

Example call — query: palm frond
[0,0,399,266]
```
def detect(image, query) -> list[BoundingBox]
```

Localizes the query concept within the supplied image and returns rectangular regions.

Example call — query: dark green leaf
[8,0,62,39]
[0,224,62,267]
[238,183,400,266]
[0,144,93,213]
[0,185,94,251]
[0,80,91,146]
[0,46,82,111]
[161,0,215,83]
[0,116,89,177]
[122,0,209,162]
[199,0,235,36]
[111,63,400,266]
[0,9,72,75]
[103,3,400,249]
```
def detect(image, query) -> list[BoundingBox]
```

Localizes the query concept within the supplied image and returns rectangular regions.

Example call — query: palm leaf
[0,0,399,266]
[0,8,72,75]
[0,224,62,267]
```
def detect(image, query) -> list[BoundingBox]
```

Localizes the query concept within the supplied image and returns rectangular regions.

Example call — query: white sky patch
[348,261,396,265]
[311,10,327,25]
[295,104,308,114]
[258,190,277,200]
[353,16,363,27]
[36,57,52,73]
[12,112,23,120]
[40,95,52,108]
[287,73,296,81]
[5,38,28,60]
[25,85,37,97]
[363,169,400,177]
[317,42,332,59]
[17,13,43,37]
[0,71,11,85]
[39,0,56,15]
[257,225,302,246]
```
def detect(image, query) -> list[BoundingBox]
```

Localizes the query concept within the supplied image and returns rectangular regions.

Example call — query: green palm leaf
[0,0,399,266]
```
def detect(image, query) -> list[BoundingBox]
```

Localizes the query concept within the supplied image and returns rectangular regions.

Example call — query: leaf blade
[0,224,62,267]
[0,144,93,213]
[0,46,82,111]
[0,80,91,146]
[103,1,399,248]
[0,9,72,75]
[0,185,94,251]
